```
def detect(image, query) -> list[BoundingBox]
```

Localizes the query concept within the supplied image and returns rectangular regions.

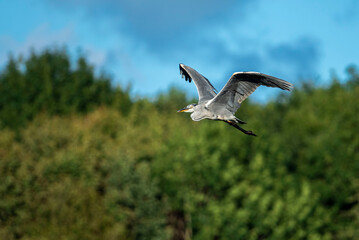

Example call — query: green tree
[0,48,132,130]
[0,110,168,240]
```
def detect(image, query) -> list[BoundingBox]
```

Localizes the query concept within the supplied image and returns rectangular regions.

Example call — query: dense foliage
[0,48,131,130]
[1,49,359,239]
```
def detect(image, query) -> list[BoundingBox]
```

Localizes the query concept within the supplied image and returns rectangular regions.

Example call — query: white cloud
[0,24,73,65]
[0,23,109,70]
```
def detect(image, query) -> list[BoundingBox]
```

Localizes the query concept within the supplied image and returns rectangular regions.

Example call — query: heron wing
[207,72,293,113]
[179,64,218,103]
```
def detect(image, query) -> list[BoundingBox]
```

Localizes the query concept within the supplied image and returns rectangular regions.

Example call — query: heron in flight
[177,64,293,136]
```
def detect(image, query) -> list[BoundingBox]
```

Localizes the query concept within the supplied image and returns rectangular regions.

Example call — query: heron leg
[235,117,246,124]
[225,120,256,136]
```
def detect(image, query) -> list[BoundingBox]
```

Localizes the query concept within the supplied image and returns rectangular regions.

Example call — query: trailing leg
[224,120,256,136]
[235,117,246,124]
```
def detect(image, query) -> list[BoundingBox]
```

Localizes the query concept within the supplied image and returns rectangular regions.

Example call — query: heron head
[177,103,197,113]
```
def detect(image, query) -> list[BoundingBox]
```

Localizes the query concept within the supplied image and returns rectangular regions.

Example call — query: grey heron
[177,64,293,136]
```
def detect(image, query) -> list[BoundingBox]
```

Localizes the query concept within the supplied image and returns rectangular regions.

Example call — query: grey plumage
[179,64,217,102]
[178,64,293,136]
[208,71,293,114]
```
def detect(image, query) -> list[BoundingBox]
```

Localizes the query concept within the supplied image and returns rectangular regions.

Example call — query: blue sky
[1,0,358,101]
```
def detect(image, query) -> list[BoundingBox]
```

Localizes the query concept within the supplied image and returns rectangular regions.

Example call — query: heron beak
[177,107,189,112]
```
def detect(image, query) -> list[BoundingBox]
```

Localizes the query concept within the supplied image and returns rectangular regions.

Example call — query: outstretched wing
[179,64,218,103]
[207,72,293,113]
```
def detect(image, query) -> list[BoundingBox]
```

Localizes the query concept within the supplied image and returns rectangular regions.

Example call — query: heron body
[177,64,293,136]
[188,102,236,122]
